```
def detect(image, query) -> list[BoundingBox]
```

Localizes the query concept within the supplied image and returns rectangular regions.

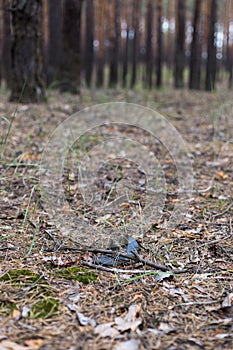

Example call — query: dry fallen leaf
[94,304,142,338]
[24,339,43,349]
[76,311,96,327]
[114,318,142,332]
[0,340,29,350]
[113,339,140,350]
[124,304,140,322]
[94,322,119,338]
[222,293,233,308]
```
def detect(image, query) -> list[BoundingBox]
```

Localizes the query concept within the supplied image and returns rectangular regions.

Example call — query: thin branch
[212,201,233,218]
[131,250,168,271]
[81,261,160,274]
[59,244,189,274]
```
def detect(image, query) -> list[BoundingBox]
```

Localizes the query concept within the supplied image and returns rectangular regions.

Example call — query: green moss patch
[29,298,59,319]
[55,267,97,283]
[0,269,59,319]
[0,300,18,316]
[0,269,40,284]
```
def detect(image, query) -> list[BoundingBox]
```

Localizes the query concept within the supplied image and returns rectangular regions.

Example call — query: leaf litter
[0,88,233,349]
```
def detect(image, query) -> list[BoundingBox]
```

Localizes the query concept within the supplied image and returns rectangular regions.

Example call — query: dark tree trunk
[145,0,153,89]
[84,0,94,87]
[47,0,62,85]
[96,1,105,88]
[205,0,217,91]
[174,0,186,88]
[109,0,120,88]
[226,45,233,89]
[130,0,140,89]
[156,0,163,88]
[122,2,130,88]
[10,0,45,103]
[60,0,83,93]
[189,0,202,90]
[2,0,11,88]
[122,26,129,88]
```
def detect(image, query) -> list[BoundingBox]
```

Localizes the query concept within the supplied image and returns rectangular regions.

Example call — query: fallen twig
[81,260,190,275]
[81,261,161,274]
[212,201,233,218]
[131,249,168,271]
[59,244,190,274]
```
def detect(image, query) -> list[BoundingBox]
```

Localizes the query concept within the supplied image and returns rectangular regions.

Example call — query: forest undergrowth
[0,87,232,350]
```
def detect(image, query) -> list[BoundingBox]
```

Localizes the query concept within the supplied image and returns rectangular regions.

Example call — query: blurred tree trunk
[84,0,94,87]
[224,0,233,88]
[60,0,83,93]
[10,0,45,103]
[130,0,140,89]
[165,0,175,73]
[47,0,62,85]
[122,26,129,88]
[189,0,202,89]
[2,0,11,88]
[174,0,186,88]
[96,0,105,87]
[109,0,120,88]
[122,1,130,88]
[205,0,217,91]
[156,0,163,88]
[145,0,153,89]
[0,7,2,86]
[227,46,233,88]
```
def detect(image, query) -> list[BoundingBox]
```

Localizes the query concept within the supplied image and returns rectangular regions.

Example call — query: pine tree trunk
[130,0,140,89]
[122,2,130,88]
[84,0,94,87]
[189,0,202,90]
[156,0,163,88]
[96,0,105,87]
[205,0,217,91]
[47,0,62,85]
[145,0,153,89]
[2,0,11,88]
[109,0,120,88]
[174,0,186,88]
[60,0,83,93]
[10,0,45,103]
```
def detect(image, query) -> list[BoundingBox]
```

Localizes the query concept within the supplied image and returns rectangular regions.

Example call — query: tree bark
[47,0,62,85]
[174,0,186,88]
[156,0,163,88]
[60,0,83,93]
[189,0,202,90]
[145,0,153,89]
[109,0,120,88]
[2,0,11,88]
[96,0,105,87]
[84,0,94,87]
[130,0,140,89]
[205,0,217,91]
[10,0,45,103]
[122,1,130,88]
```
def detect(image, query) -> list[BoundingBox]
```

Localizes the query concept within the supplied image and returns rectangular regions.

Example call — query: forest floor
[0,87,233,350]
